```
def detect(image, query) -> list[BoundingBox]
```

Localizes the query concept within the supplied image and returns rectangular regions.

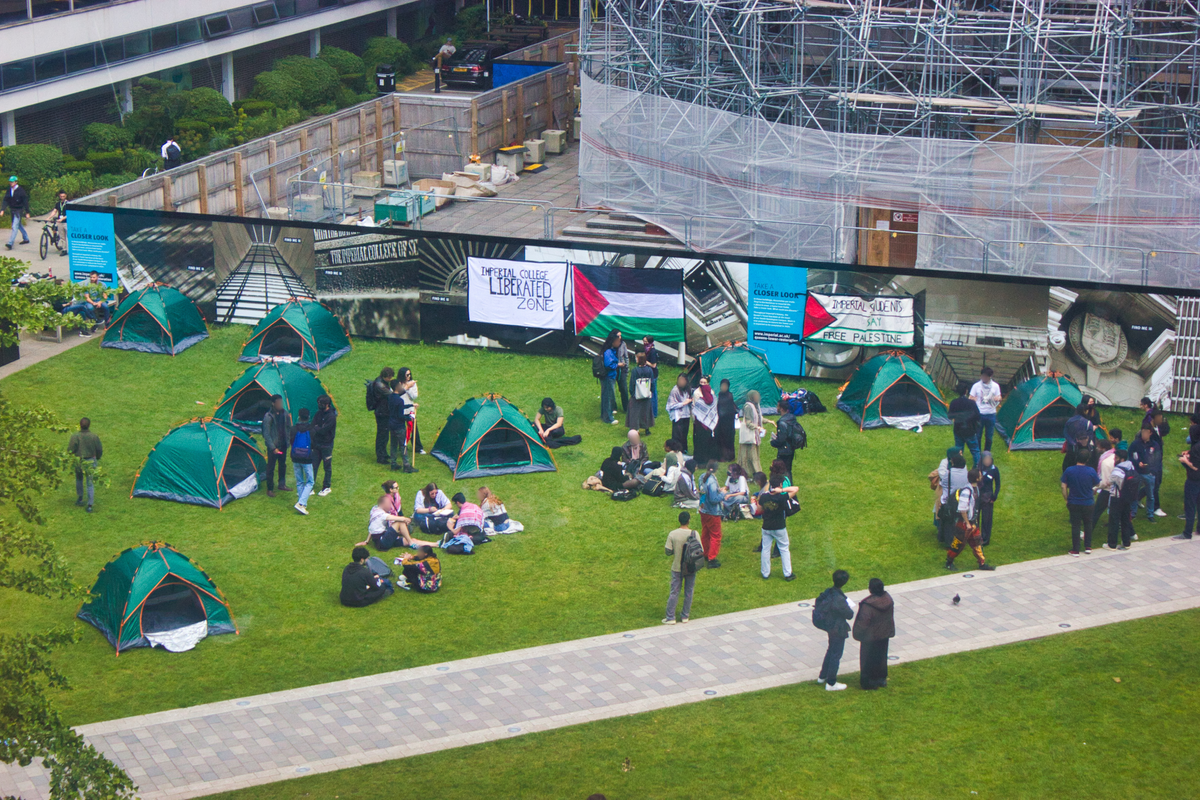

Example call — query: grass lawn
[203,608,1200,800]
[1,326,1188,726]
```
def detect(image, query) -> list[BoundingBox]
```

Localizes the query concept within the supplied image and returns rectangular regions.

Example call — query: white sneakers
[661,618,676,625]
[317,488,332,497]
[294,503,308,515]
[825,682,847,692]
[1155,509,1168,517]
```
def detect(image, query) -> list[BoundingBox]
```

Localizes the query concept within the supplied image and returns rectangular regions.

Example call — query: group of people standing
[598,330,661,431]
[369,366,422,473]
[261,393,337,516]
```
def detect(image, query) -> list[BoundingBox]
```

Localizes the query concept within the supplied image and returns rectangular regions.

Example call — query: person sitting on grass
[673,458,700,509]
[646,439,683,492]
[396,545,442,593]
[535,396,582,448]
[477,486,523,533]
[599,446,629,493]
[413,482,453,533]
[722,462,751,517]
[357,494,438,551]
[449,492,485,538]
[340,546,392,607]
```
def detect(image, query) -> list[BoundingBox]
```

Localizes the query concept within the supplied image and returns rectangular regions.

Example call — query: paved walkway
[4,538,1199,799]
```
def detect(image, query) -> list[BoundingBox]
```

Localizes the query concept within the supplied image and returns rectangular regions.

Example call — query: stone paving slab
[3,538,1199,799]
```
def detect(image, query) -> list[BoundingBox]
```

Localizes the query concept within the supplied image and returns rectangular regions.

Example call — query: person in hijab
[852,578,896,690]
[738,389,766,477]
[692,377,719,464]
[599,446,627,493]
[621,429,648,464]
[716,378,738,462]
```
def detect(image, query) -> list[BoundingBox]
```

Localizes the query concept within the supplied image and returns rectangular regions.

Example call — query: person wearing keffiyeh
[692,377,719,464]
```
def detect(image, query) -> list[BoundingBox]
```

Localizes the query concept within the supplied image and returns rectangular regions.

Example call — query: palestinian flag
[573,264,685,340]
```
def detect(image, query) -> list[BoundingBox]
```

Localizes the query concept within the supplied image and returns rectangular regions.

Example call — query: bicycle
[39,221,64,260]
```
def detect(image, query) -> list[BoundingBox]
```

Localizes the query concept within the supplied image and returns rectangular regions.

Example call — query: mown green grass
[205,608,1200,800]
[0,326,1187,725]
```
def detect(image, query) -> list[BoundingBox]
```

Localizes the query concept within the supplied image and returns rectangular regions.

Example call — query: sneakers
[317,488,331,497]
[418,449,426,455]
[86,505,93,513]
[825,682,847,692]
[784,574,797,581]
[977,563,995,571]
[78,328,92,337]
[1117,545,1129,551]
[1172,533,1194,540]
[75,498,84,507]
[661,617,676,625]
[1084,548,1092,554]
[679,617,689,624]
[403,466,419,473]
[294,503,308,515]
[761,574,770,580]
[609,419,620,425]
[267,490,276,498]
[944,560,956,571]
[1102,543,1116,550]
[1068,550,1080,557]
[1132,534,1139,541]
[706,559,721,569]
[1155,508,1168,517]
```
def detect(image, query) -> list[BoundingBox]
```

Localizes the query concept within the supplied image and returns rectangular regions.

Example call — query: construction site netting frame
[578,0,1200,289]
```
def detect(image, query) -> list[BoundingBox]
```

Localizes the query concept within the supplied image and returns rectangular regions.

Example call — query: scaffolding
[578,0,1200,288]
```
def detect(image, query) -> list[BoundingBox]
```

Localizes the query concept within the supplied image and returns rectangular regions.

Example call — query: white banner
[467,257,569,330]
[805,292,915,346]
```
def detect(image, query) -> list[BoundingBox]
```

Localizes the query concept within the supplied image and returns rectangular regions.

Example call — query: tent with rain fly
[837,351,950,430]
[78,542,236,654]
[212,361,331,433]
[132,419,266,508]
[431,394,556,479]
[685,342,782,410]
[995,373,1083,450]
[101,284,208,355]
[238,299,350,370]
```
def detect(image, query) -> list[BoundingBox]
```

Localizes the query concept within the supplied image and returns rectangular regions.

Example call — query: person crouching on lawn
[945,468,995,571]
[340,546,392,607]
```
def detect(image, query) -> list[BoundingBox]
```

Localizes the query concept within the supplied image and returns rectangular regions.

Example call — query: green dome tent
[995,373,1083,450]
[837,351,950,430]
[213,362,331,434]
[78,542,236,654]
[431,394,556,479]
[239,299,351,371]
[685,342,783,410]
[132,419,266,508]
[102,284,208,355]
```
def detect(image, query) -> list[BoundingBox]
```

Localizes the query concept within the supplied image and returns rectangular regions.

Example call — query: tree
[0,257,136,800]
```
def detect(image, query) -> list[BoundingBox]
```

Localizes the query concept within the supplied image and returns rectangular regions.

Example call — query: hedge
[1,144,64,184]
[252,70,305,109]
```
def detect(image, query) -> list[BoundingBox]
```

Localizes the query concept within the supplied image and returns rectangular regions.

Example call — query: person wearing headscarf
[737,389,765,477]
[599,446,627,493]
[692,377,719,464]
[716,378,738,462]
[852,578,895,690]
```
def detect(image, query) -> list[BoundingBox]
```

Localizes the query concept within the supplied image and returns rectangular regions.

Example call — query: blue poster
[66,210,118,288]
[747,262,807,376]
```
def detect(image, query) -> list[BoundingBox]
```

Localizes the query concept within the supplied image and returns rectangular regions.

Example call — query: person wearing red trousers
[697,460,725,568]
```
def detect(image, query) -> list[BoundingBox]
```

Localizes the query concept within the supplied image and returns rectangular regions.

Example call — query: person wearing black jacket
[852,578,896,690]
[3,176,30,250]
[1150,409,1170,517]
[948,383,981,466]
[339,546,392,607]
[816,569,854,692]
[977,451,1001,546]
[771,400,804,477]
[312,394,337,496]
[261,395,291,497]
[1129,425,1160,523]
[387,378,417,472]
[371,367,394,464]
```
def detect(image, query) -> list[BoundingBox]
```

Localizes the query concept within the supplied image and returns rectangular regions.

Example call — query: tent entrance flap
[222,447,259,488]
[141,581,206,634]
[1032,400,1074,439]
[259,324,305,359]
[230,390,272,426]
[878,380,930,417]
[477,424,530,467]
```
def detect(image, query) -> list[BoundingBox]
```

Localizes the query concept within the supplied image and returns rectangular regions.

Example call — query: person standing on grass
[716,378,738,462]
[738,389,766,477]
[1129,425,1159,524]
[371,367,394,464]
[771,400,803,478]
[949,382,982,466]
[945,468,996,571]
[615,331,631,414]
[68,417,102,513]
[626,352,656,434]
[599,330,620,425]
[970,367,1002,452]
[663,511,699,624]
[261,394,290,498]
[1173,425,1200,541]
[756,476,797,581]
[1092,439,1116,533]
[290,408,314,516]
[1063,403,1097,473]
[666,374,693,453]
[977,451,1000,547]
[643,336,660,419]
[1105,450,1138,550]
[388,378,417,473]
[815,569,854,692]
[396,368,424,455]
[1150,409,1170,517]
[311,394,337,497]
[698,459,725,569]
[1061,450,1099,556]
[935,449,969,546]
[691,377,719,464]
[853,578,895,690]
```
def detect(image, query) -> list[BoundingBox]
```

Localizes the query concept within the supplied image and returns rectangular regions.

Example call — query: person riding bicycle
[48,190,67,255]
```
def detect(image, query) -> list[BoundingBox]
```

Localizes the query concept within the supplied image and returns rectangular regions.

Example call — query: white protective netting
[579,75,1200,290]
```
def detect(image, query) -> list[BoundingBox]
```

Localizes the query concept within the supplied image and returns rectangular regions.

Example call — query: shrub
[1,144,64,184]
[275,56,340,108]
[362,37,416,79]
[94,172,137,189]
[454,4,488,40]
[334,86,364,110]
[29,172,96,215]
[339,72,366,93]
[84,150,125,175]
[63,159,94,174]
[233,99,276,117]
[183,87,234,125]
[314,103,338,117]
[81,122,133,153]
[120,147,159,175]
[242,112,281,140]
[318,46,364,77]
[252,70,304,109]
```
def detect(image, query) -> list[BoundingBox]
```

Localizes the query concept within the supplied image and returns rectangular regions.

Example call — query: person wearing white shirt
[666,374,693,453]
[969,366,1003,451]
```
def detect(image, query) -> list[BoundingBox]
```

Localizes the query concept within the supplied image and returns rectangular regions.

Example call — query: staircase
[559,213,684,248]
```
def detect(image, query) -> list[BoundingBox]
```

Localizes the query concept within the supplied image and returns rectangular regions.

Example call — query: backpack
[681,531,706,575]
[365,379,379,412]
[790,422,807,451]
[633,376,652,400]
[1117,467,1141,503]
[291,428,312,461]
[642,475,666,497]
[411,560,442,593]
[610,489,637,501]
[592,353,608,379]
[812,588,843,632]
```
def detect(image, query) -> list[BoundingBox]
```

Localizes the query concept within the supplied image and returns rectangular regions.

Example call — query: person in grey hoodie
[261,394,291,497]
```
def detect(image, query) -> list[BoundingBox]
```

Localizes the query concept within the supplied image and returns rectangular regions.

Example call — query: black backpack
[791,422,808,451]
[1118,467,1141,503]
[812,588,837,631]
[591,353,608,379]
[681,532,706,575]
[365,379,379,412]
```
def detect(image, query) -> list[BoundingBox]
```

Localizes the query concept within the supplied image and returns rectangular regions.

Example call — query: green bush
[94,172,137,189]
[1,144,64,184]
[29,172,97,215]
[314,103,338,116]
[81,123,133,153]
[275,56,340,108]
[252,70,305,109]
[84,150,125,175]
[454,4,488,40]
[233,99,276,117]
[121,147,159,175]
[333,85,363,110]
[318,46,365,77]
[63,159,94,174]
[362,37,416,80]
[183,87,234,125]
[242,112,281,140]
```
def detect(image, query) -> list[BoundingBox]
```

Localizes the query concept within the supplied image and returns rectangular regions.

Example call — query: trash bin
[376,64,395,95]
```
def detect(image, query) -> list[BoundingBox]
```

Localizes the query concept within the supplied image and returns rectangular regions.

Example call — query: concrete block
[524,139,546,163]
[543,130,567,154]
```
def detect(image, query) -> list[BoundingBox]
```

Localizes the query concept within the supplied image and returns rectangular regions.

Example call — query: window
[252,2,279,25]
[101,38,124,64]
[124,32,151,59]
[152,25,179,52]
[65,45,97,74]
[275,0,297,17]
[34,53,66,81]
[177,20,202,45]
[1,61,34,91]
[31,0,71,19]
[203,14,233,38]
